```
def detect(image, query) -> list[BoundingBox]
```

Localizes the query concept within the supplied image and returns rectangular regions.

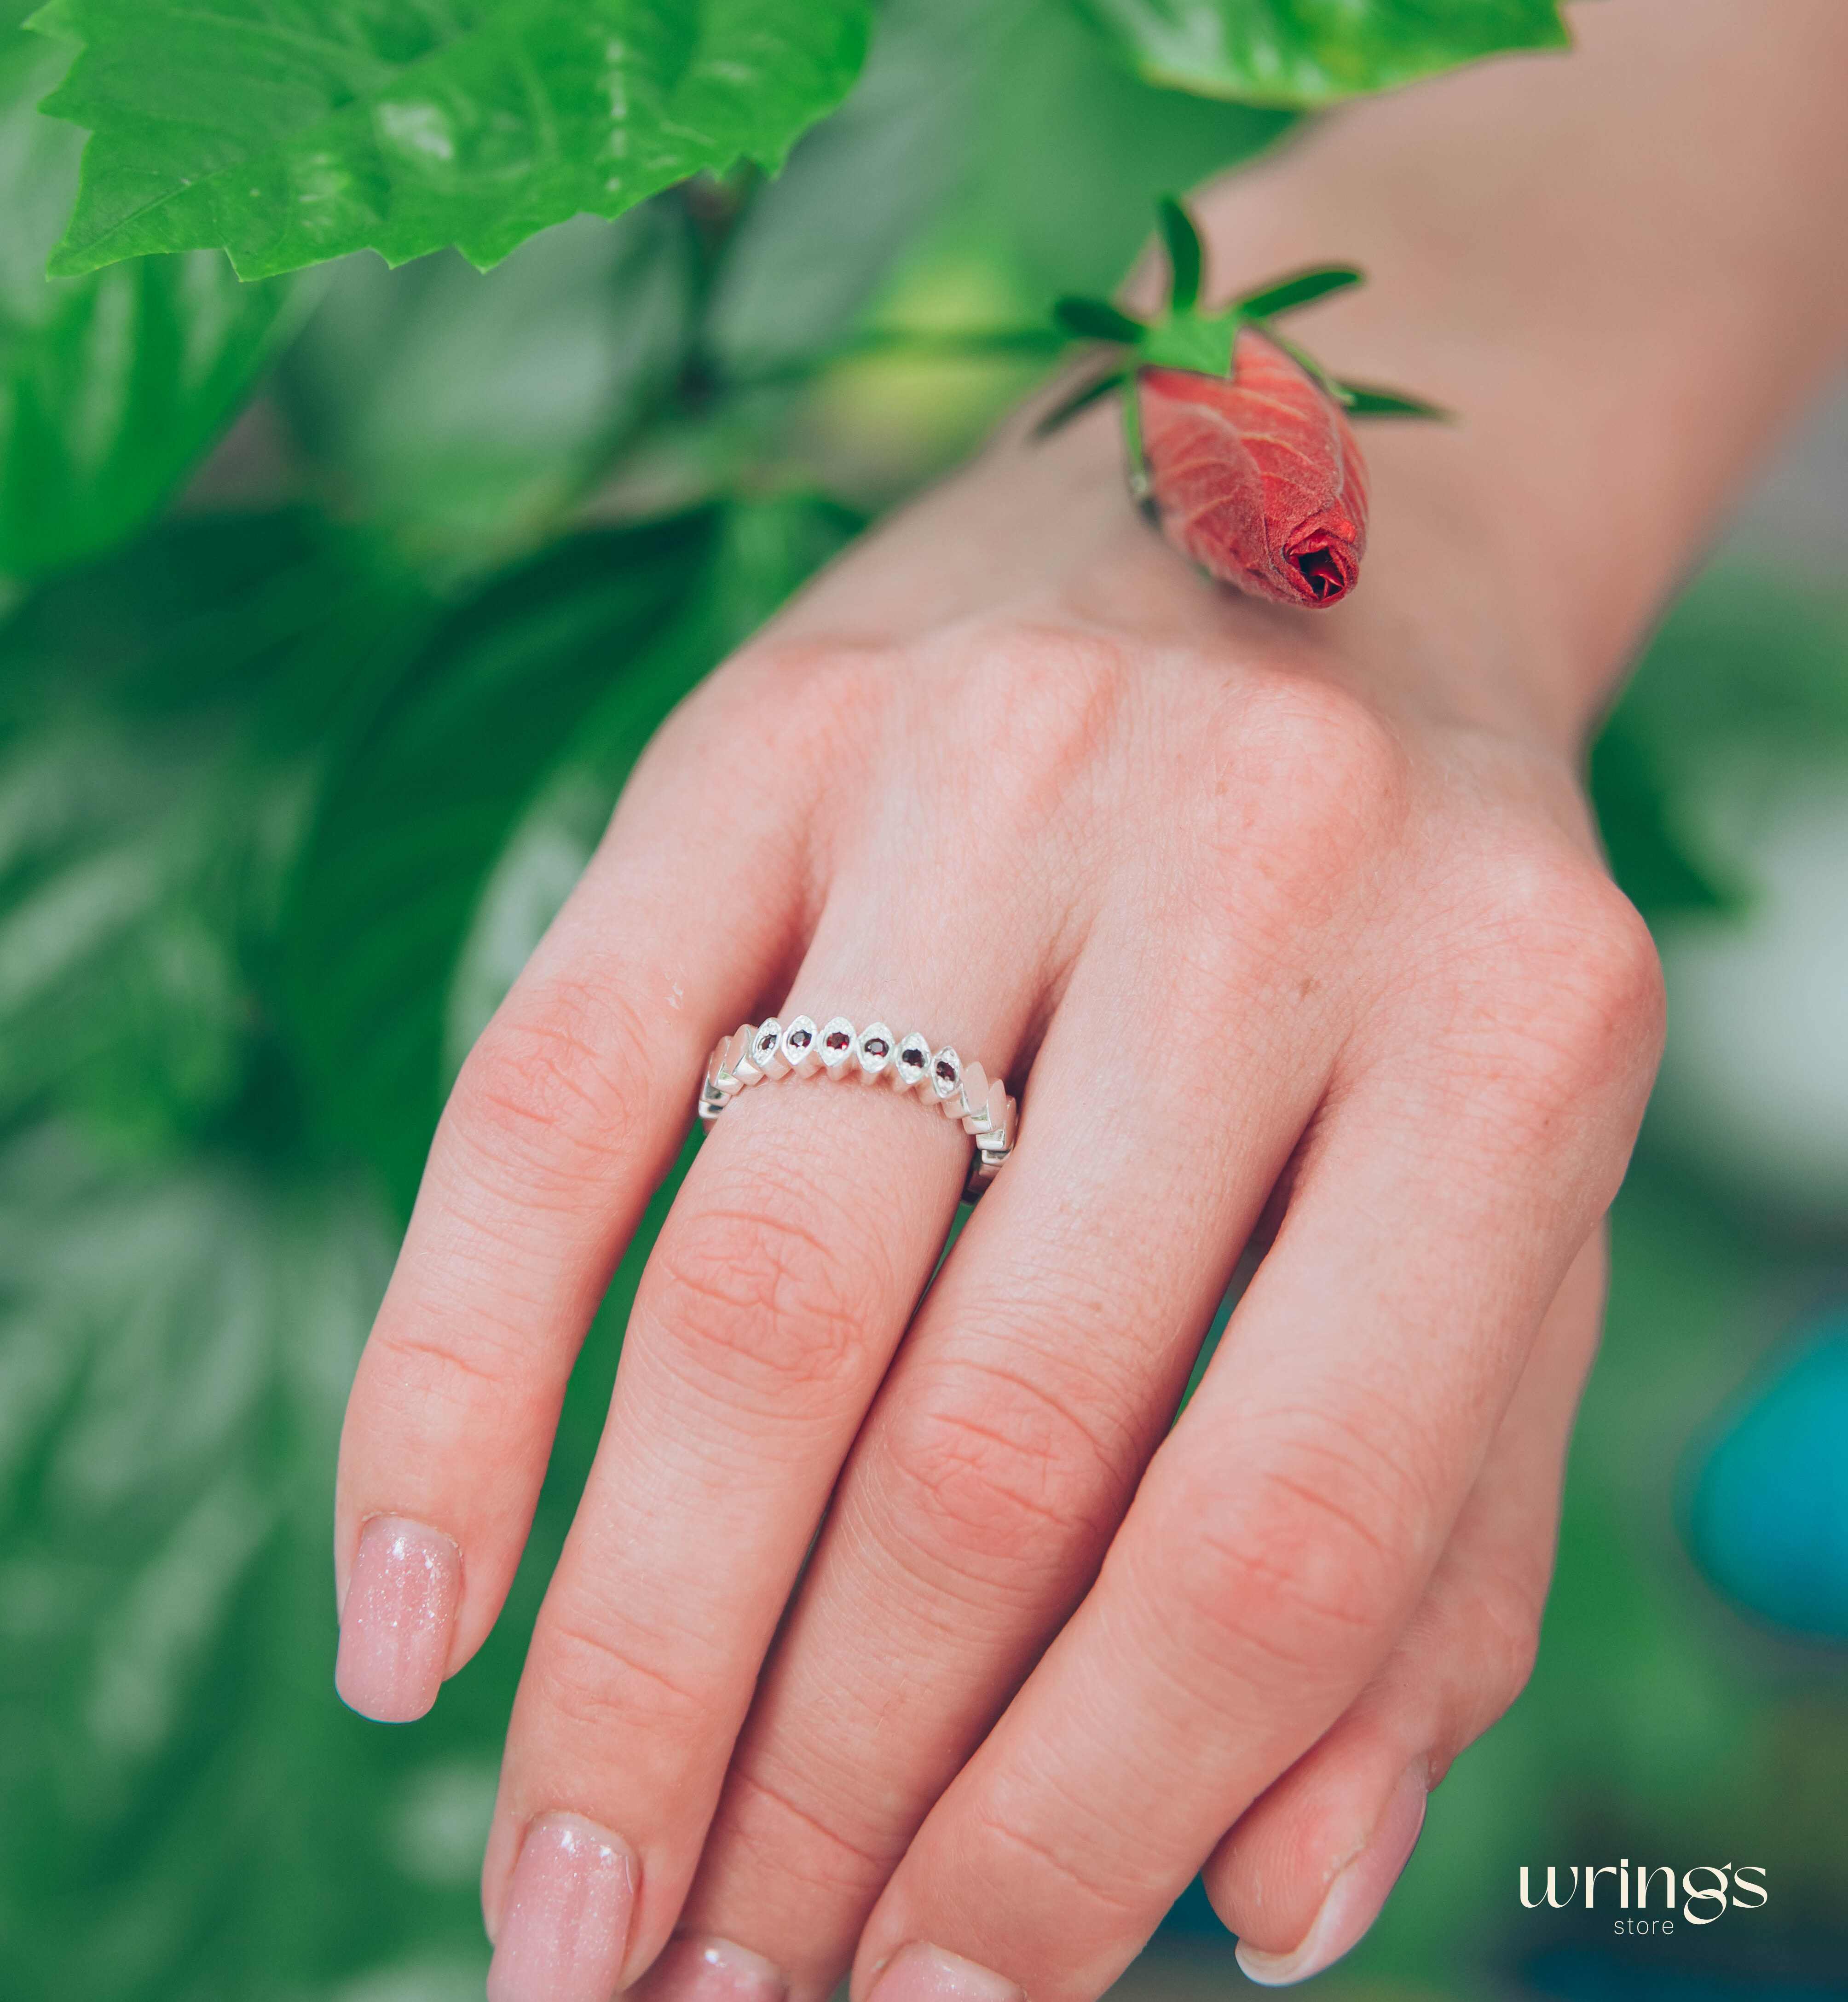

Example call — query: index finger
[331,706,812,1722]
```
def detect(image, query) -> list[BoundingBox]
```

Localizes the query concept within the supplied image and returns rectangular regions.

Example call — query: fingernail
[486,1813,638,2002]
[631,1934,787,2002]
[1235,1765,1428,1986]
[866,1944,1022,2002]
[335,1515,460,1722]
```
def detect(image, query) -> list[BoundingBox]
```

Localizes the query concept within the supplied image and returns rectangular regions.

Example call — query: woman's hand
[329,0,1848,1989]
[330,376,1661,2002]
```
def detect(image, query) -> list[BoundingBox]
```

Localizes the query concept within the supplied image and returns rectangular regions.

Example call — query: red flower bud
[1138,329,1370,608]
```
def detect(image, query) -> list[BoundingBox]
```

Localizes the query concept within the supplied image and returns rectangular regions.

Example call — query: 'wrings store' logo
[1520,1863,1768,1935]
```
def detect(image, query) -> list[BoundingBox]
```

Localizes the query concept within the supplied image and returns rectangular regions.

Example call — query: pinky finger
[1208,1231,1608,1985]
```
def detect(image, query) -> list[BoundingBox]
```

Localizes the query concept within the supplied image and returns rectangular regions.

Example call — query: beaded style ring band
[697,1014,1018,1201]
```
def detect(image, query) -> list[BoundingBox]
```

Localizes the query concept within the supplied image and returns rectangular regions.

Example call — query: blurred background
[1,1,1844,1997]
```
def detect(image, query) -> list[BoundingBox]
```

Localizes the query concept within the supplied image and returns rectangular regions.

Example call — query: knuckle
[1155,1424,1426,1679]
[364,1315,515,1415]
[1463,1552,1547,1707]
[928,621,1129,836]
[1182,673,1412,968]
[1456,856,1666,1117]
[1472,1578,1544,1715]
[969,1794,1151,1929]
[728,636,889,765]
[1426,1566,1546,1770]
[720,1762,895,1891]
[529,1606,711,1743]
[878,1354,1131,1588]
[1207,671,1412,863]
[641,1170,885,1412]
[450,973,654,1188]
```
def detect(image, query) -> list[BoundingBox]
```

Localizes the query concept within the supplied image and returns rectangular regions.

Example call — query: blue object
[1683,1313,1848,1640]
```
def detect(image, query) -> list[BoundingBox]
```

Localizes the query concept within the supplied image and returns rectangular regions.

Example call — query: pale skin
[331,3,1848,1996]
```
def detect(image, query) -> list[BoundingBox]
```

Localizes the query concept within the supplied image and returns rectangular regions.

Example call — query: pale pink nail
[866,1944,1022,2002]
[486,1813,637,2002]
[335,1515,460,1722]
[1235,1764,1429,1986]
[630,1934,786,2002]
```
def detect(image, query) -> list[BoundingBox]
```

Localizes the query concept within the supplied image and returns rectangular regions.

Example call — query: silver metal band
[697,1014,1018,1201]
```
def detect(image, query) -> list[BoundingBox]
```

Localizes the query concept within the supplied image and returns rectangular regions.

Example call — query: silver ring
[697,1014,1018,1201]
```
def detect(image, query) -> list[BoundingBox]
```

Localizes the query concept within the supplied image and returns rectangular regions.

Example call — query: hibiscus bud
[1138,328,1370,608]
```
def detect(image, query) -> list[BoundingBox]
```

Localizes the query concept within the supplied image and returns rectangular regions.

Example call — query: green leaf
[0,1128,406,2002]
[1053,294,1144,345]
[443,497,861,1076]
[274,207,693,569]
[702,0,988,375]
[287,498,861,1211]
[0,32,301,578]
[1032,366,1126,437]
[32,0,872,280]
[0,510,430,1146]
[1155,194,1201,312]
[1337,379,1450,419]
[1072,0,1570,109]
[1588,712,1736,922]
[1232,263,1363,318]
[282,514,718,1207]
[928,0,1293,307]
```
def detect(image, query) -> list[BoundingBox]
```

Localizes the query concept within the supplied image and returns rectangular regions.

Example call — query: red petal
[1138,330,1369,608]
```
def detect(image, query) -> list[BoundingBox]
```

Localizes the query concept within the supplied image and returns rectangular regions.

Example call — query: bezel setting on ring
[819,1015,858,1075]
[781,1014,821,1077]
[855,1022,895,1079]
[753,1018,788,1078]
[893,1031,931,1092]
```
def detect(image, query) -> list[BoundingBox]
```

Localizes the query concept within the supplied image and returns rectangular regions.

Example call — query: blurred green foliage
[1073,0,1568,107]
[0,32,301,579]
[0,0,1845,1997]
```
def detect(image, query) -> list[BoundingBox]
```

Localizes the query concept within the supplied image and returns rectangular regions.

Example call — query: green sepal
[1336,380,1453,420]
[1156,196,1202,313]
[1233,264,1364,318]
[1139,312,1236,377]
[1033,368,1128,438]
[1041,198,1446,436]
[1053,295,1147,345]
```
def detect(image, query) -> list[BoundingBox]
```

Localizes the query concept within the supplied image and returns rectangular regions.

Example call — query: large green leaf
[1072,0,1569,108]
[0,30,300,578]
[32,0,871,280]
[0,507,705,1996]
[443,496,861,1076]
[274,206,693,567]
[283,497,858,1212]
[280,512,720,1208]
[0,1111,695,2002]
[0,510,431,1143]
[0,1129,403,2002]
